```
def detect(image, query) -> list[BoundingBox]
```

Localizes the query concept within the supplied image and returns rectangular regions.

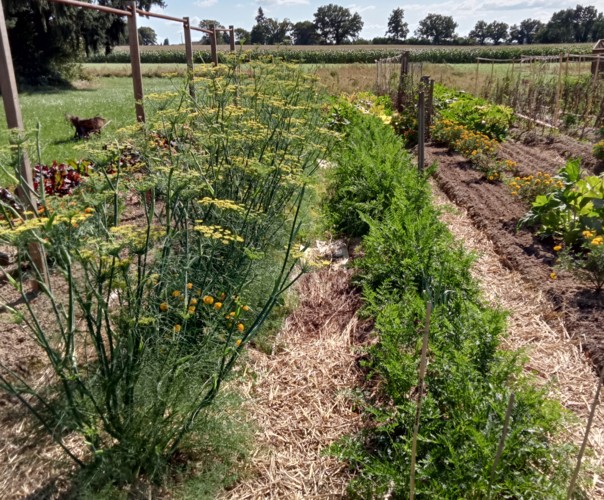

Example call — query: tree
[138,26,157,46]
[415,13,457,44]
[486,21,508,45]
[199,19,226,44]
[3,0,165,85]
[234,28,250,44]
[386,8,408,41]
[469,20,489,45]
[509,18,544,44]
[264,18,292,44]
[292,20,320,45]
[250,7,269,44]
[250,8,291,45]
[163,37,169,46]
[539,5,603,43]
[313,4,364,44]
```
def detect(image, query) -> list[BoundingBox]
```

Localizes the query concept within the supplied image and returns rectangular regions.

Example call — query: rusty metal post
[229,25,235,52]
[0,1,49,289]
[127,1,145,122]
[183,17,195,99]
[209,24,218,66]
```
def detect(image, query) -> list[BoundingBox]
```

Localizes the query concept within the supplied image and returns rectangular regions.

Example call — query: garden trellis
[474,53,604,135]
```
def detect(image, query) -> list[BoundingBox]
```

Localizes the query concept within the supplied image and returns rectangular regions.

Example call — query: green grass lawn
[0,77,180,172]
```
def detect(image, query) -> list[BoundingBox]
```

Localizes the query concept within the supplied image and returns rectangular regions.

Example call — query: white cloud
[256,0,309,5]
[348,4,377,14]
[196,0,218,6]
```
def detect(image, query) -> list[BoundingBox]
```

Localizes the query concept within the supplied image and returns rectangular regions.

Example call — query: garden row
[85,43,594,65]
[0,60,331,494]
[323,98,575,497]
[420,84,604,293]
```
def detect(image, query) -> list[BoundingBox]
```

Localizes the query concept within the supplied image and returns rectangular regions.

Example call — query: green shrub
[324,101,418,237]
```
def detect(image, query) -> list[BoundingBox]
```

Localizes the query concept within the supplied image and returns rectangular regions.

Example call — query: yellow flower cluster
[509,171,561,199]
[194,224,244,244]
[198,197,245,213]
[432,119,498,161]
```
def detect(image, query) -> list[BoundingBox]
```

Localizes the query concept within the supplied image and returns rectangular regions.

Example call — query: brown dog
[67,115,110,140]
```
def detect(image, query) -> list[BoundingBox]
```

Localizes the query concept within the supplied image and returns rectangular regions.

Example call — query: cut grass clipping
[324,99,575,498]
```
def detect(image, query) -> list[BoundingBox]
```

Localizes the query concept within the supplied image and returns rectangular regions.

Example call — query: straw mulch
[223,266,366,499]
[431,183,604,497]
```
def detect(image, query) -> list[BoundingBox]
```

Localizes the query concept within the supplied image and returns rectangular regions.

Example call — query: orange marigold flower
[174,324,182,333]
[550,272,557,280]
[203,295,214,305]
[160,302,169,312]
[187,282,193,289]
[214,302,223,310]
[553,245,562,252]
[172,290,181,298]
[237,323,245,332]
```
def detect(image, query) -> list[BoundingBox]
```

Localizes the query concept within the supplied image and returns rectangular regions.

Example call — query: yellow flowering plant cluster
[0,56,331,481]
[508,171,562,201]
[431,118,506,180]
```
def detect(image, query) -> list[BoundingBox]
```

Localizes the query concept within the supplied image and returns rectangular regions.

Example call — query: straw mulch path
[431,183,604,497]
[223,266,366,499]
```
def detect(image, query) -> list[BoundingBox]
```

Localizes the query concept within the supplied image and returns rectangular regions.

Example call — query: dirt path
[223,267,366,499]
[431,182,604,497]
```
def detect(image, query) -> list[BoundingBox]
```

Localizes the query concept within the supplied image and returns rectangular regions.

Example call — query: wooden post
[568,365,604,499]
[475,58,480,95]
[418,90,425,172]
[127,1,145,122]
[229,25,235,52]
[555,54,563,127]
[489,393,515,495]
[209,23,218,66]
[183,17,195,99]
[410,301,432,500]
[0,0,49,289]
[396,51,409,111]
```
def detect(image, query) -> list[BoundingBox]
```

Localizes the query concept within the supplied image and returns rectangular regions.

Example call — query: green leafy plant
[520,159,604,245]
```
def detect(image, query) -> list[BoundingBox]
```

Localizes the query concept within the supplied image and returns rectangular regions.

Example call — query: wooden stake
[127,1,145,122]
[210,24,218,66]
[418,90,425,172]
[0,0,49,290]
[489,392,515,496]
[568,365,604,499]
[229,25,235,52]
[475,58,480,95]
[410,301,432,500]
[555,54,563,128]
[183,17,195,99]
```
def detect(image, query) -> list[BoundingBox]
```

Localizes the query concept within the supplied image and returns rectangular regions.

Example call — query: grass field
[0,77,178,169]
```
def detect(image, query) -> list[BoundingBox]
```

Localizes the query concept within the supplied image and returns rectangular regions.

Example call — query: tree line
[2,1,604,86]
[227,3,604,46]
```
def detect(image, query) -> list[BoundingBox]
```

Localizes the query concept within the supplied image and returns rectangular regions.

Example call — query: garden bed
[428,136,604,370]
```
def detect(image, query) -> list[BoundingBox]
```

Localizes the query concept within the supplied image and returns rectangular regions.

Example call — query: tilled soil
[428,139,604,371]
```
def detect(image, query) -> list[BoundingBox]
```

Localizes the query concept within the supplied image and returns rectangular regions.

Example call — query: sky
[141,0,600,44]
